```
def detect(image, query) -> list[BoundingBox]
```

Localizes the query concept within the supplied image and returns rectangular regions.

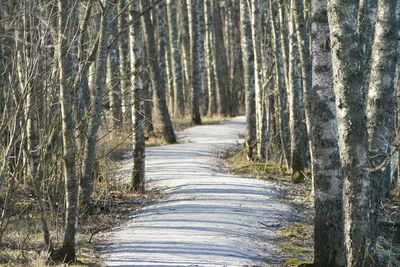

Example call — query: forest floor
[100,116,292,266]
[2,116,398,266]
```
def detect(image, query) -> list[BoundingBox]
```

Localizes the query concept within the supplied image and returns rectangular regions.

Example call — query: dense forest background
[0,0,400,266]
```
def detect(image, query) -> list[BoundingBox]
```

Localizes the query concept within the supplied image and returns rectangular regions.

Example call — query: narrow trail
[103,117,290,266]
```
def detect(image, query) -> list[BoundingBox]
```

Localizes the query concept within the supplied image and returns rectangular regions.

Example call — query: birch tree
[240,0,256,159]
[278,1,290,101]
[250,0,266,159]
[366,0,400,260]
[140,0,176,144]
[212,0,230,116]
[166,0,185,118]
[107,1,122,129]
[188,0,203,125]
[80,4,109,208]
[310,0,345,265]
[130,1,146,193]
[204,0,217,116]
[358,0,378,80]
[118,0,132,125]
[328,0,374,265]
[54,0,79,261]
[177,0,191,105]
[288,3,306,182]
[292,0,312,152]
[269,0,290,167]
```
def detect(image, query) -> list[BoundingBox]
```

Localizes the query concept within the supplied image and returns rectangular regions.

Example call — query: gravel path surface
[103,116,290,266]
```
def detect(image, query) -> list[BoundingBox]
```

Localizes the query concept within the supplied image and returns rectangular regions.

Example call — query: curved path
[103,117,290,266]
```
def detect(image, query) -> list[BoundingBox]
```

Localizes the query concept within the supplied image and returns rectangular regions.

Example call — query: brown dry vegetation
[0,115,226,266]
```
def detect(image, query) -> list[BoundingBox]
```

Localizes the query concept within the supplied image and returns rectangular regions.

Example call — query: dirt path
[103,117,290,266]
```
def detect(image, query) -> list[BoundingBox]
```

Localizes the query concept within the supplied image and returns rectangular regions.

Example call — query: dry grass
[0,178,166,266]
[0,182,164,266]
[0,115,230,266]
[224,146,292,182]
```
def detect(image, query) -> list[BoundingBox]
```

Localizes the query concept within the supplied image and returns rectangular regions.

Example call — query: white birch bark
[328,0,373,265]
[366,0,400,259]
[288,4,306,182]
[166,0,185,118]
[56,0,79,261]
[130,1,146,193]
[310,0,345,265]
[240,0,256,158]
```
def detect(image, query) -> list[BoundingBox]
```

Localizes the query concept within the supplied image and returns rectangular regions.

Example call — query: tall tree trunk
[328,0,374,265]
[56,0,78,261]
[118,0,132,126]
[141,29,154,135]
[75,1,92,152]
[158,9,174,116]
[204,0,217,116]
[196,0,207,118]
[188,0,202,125]
[225,0,236,115]
[166,0,185,118]
[358,0,378,80]
[278,0,290,98]
[292,0,312,163]
[240,0,256,160]
[130,1,146,193]
[143,55,154,135]
[177,0,191,107]
[80,6,108,208]
[288,4,306,182]
[277,1,292,166]
[250,0,266,159]
[155,3,169,120]
[366,0,400,260]
[269,0,290,167]
[212,0,229,116]
[165,33,174,116]
[397,66,400,199]
[310,0,345,265]
[140,0,176,144]
[107,1,122,130]
[198,0,207,118]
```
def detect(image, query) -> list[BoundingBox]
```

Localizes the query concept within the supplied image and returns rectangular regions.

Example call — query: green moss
[284,258,313,266]
[233,163,287,173]
[292,171,305,183]
[280,222,314,266]
[281,229,302,238]
[292,222,309,230]
[225,147,290,182]
[282,244,313,254]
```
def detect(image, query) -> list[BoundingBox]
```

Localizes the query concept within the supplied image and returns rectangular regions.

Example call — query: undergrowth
[0,115,227,266]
